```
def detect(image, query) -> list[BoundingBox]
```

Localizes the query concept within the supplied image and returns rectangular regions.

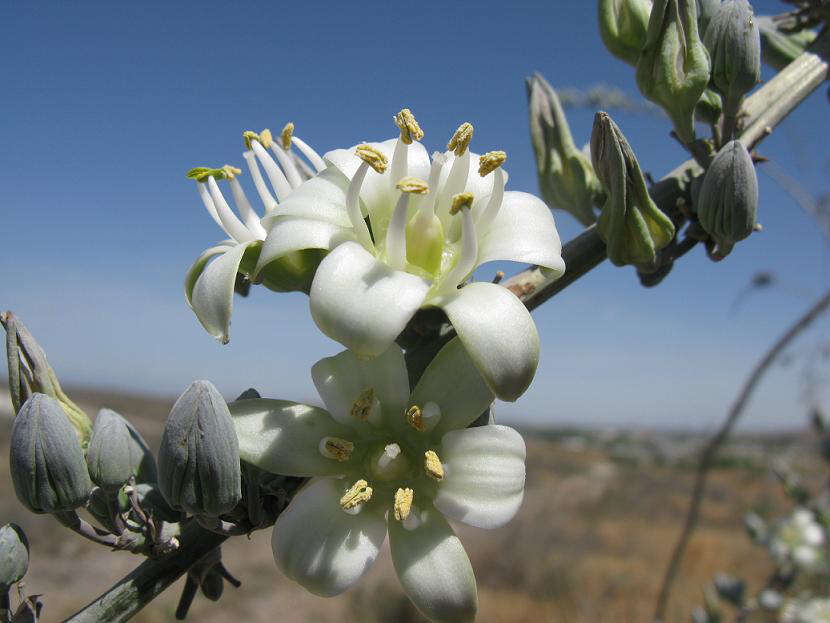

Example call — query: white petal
[311,345,410,429]
[189,241,258,344]
[260,166,352,229]
[184,242,235,305]
[273,478,387,596]
[310,241,430,357]
[410,337,494,437]
[389,507,477,623]
[255,216,353,278]
[434,425,526,529]
[435,282,539,402]
[477,191,565,275]
[230,398,353,477]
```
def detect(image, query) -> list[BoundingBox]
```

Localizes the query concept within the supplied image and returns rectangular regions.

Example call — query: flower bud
[704,0,761,127]
[695,88,723,126]
[10,394,92,513]
[527,73,604,226]
[696,139,758,256]
[756,15,816,71]
[1,312,92,445]
[636,0,711,143]
[598,0,653,65]
[0,524,29,591]
[158,381,241,517]
[697,0,721,36]
[590,112,676,266]
[86,409,158,491]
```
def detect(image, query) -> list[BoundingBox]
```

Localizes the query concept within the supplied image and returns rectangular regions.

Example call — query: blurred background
[1,1,829,621]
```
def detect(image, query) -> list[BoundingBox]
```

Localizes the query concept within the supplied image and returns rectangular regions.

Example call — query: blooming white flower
[781,597,830,623]
[770,508,826,570]
[230,337,526,622]
[184,124,329,343]
[254,109,565,401]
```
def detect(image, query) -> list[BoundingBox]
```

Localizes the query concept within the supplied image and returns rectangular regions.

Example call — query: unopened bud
[695,88,723,126]
[636,0,711,143]
[0,524,29,591]
[86,409,158,491]
[158,381,241,516]
[590,112,675,266]
[527,73,604,226]
[10,394,92,513]
[696,0,722,36]
[696,139,758,257]
[598,0,653,65]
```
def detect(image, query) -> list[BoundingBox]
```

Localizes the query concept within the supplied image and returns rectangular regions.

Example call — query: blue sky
[2,1,828,430]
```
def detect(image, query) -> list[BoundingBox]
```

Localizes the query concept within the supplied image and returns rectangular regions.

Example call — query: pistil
[386,177,429,271]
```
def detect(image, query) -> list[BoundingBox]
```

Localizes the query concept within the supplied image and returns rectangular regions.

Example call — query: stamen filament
[420,152,446,217]
[291,136,326,173]
[228,178,267,239]
[439,194,478,292]
[242,150,278,212]
[437,150,471,230]
[340,479,373,510]
[387,177,429,271]
[206,176,256,242]
[195,182,229,235]
[269,141,303,190]
[476,167,505,234]
[250,140,292,202]
[390,138,408,191]
[345,162,376,252]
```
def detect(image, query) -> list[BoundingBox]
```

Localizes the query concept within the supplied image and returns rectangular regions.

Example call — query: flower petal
[188,240,259,344]
[434,425,526,529]
[311,345,410,429]
[410,337,494,436]
[435,282,539,402]
[184,241,235,304]
[477,191,566,275]
[261,165,352,229]
[272,477,387,596]
[310,241,430,357]
[389,506,478,623]
[255,216,353,278]
[230,398,354,477]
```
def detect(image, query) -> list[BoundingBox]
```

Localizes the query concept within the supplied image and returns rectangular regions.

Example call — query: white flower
[781,597,830,623]
[255,110,565,401]
[230,338,526,622]
[770,508,826,570]
[184,124,329,343]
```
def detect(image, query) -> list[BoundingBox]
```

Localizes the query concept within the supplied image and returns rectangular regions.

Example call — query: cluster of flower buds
[590,111,676,266]
[526,73,605,226]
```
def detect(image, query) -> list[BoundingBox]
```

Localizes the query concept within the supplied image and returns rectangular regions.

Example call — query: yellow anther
[242,130,260,150]
[447,122,474,156]
[340,479,373,510]
[394,488,414,521]
[394,108,424,145]
[280,122,294,150]
[478,150,507,176]
[396,176,429,195]
[221,165,242,180]
[355,144,389,174]
[424,450,444,481]
[258,128,273,149]
[350,388,376,421]
[450,192,474,215]
[321,437,354,461]
[406,405,426,432]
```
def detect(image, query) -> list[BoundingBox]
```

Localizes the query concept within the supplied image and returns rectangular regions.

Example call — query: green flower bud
[636,0,711,143]
[86,409,157,491]
[0,524,29,592]
[696,139,758,256]
[697,0,721,36]
[704,0,761,129]
[695,88,723,126]
[757,15,816,71]
[527,73,604,226]
[591,112,676,266]
[1,312,92,446]
[158,381,241,517]
[10,394,92,514]
[598,0,653,65]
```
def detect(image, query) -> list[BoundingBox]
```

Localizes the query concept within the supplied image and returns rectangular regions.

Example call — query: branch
[652,288,830,623]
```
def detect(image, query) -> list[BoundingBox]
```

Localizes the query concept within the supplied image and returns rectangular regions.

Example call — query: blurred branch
[760,160,830,242]
[652,288,830,623]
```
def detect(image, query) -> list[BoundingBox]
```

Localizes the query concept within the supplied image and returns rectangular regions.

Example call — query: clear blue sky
[2,1,828,430]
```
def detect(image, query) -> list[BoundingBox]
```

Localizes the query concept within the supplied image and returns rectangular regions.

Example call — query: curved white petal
[477,191,565,275]
[310,241,430,357]
[435,282,539,402]
[260,166,352,229]
[230,398,353,477]
[189,241,258,344]
[273,478,387,596]
[434,425,526,529]
[389,507,478,623]
[311,345,410,430]
[184,242,235,304]
[410,337,494,437]
[255,216,353,278]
